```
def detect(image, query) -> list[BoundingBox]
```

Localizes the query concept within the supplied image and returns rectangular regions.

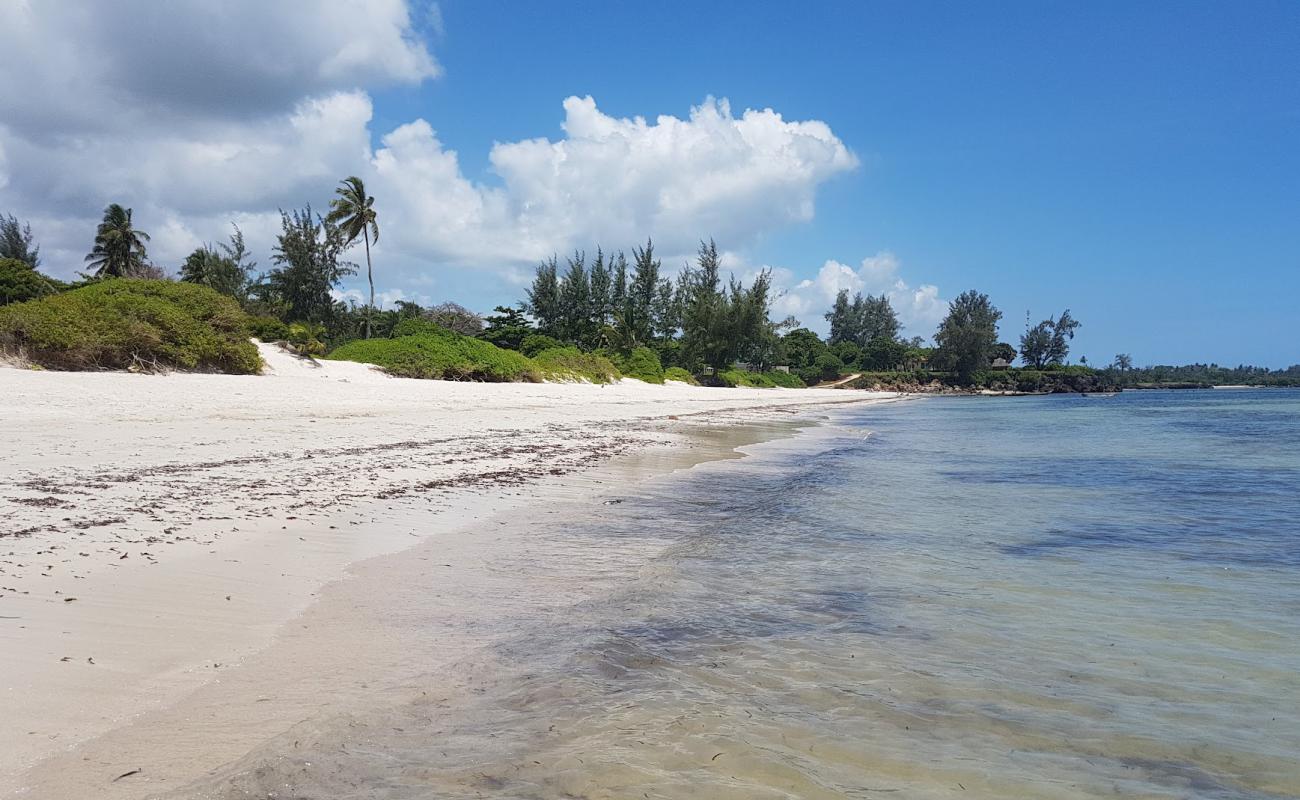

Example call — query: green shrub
[520,333,564,357]
[0,258,67,306]
[764,370,805,388]
[247,314,290,342]
[614,346,664,383]
[663,366,698,384]
[716,369,806,388]
[327,328,535,382]
[813,352,844,383]
[0,278,261,373]
[531,346,621,383]
[389,317,447,338]
[286,322,327,356]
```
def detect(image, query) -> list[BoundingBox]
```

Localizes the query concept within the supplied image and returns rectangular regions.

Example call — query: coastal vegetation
[325,177,380,339]
[326,325,535,382]
[1105,361,1300,389]
[0,279,261,373]
[1,258,66,305]
[1,201,1295,390]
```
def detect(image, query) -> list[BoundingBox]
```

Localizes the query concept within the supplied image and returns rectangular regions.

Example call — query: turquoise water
[182,390,1300,799]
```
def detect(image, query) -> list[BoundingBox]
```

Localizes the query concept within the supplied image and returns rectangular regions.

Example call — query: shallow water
[179,390,1300,799]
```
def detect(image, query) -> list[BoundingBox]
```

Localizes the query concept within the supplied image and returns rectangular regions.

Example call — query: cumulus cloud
[769,251,949,340]
[375,95,858,265]
[0,0,439,134]
[0,1,856,308]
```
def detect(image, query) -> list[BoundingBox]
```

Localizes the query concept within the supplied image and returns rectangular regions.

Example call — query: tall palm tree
[325,176,379,338]
[85,204,150,278]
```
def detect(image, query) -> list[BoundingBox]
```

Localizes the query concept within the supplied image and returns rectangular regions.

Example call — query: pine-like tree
[526,256,562,335]
[933,290,1002,381]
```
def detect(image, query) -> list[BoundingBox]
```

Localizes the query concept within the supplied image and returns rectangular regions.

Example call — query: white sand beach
[0,345,895,798]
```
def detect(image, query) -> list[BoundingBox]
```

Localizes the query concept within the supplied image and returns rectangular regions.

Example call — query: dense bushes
[0,279,261,373]
[0,258,66,306]
[715,369,805,388]
[520,334,564,357]
[844,366,1119,393]
[530,346,620,383]
[612,346,664,383]
[846,371,940,391]
[328,329,625,384]
[663,366,698,384]
[247,314,290,342]
[972,366,1117,393]
[326,327,535,382]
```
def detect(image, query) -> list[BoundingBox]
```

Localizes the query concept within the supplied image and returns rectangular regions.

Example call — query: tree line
[521,240,779,374]
[1,177,399,345]
[7,198,1294,388]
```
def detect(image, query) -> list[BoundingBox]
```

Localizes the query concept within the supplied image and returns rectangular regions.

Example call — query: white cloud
[0,0,438,135]
[0,2,856,312]
[373,95,858,265]
[768,251,949,339]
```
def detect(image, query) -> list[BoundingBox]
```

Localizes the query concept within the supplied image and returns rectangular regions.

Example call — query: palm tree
[85,204,150,278]
[325,176,379,338]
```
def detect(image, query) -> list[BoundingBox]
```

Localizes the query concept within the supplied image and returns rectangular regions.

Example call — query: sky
[0,0,1296,366]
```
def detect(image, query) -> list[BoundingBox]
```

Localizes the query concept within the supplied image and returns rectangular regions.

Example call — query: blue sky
[2,1,1296,365]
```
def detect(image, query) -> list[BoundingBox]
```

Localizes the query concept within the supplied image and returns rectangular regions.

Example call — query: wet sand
[0,347,893,797]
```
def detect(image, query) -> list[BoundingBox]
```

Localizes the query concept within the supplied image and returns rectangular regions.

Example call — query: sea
[180,389,1300,799]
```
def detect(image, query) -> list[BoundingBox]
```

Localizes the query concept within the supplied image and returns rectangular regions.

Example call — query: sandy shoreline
[1,346,896,798]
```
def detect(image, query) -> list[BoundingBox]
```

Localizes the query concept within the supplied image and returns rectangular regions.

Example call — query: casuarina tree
[933,290,1002,382]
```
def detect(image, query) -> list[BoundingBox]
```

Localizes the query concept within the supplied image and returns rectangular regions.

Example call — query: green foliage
[0,279,260,373]
[247,314,290,342]
[286,322,327,356]
[558,251,595,345]
[1020,310,1079,368]
[520,238,772,368]
[715,369,805,388]
[520,333,564,357]
[481,305,534,350]
[762,370,805,388]
[256,206,355,324]
[1111,361,1300,388]
[179,226,256,301]
[0,258,66,306]
[973,365,1115,393]
[325,176,380,338]
[779,327,830,385]
[526,256,562,336]
[530,346,621,384]
[327,328,535,382]
[364,300,423,340]
[812,352,844,383]
[663,366,698,384]
[830,340,863,367]
[846,370,937,390]
[626,239,661,345]
[826,289,900,347]
[861,336,908,371]
[1,214,41,267]
[613,346,665,383]
[843,366,1118,393]
[933,290,1002,381]
[676,240,776,371]
[389,317,444,338]
[85,204,151,278]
